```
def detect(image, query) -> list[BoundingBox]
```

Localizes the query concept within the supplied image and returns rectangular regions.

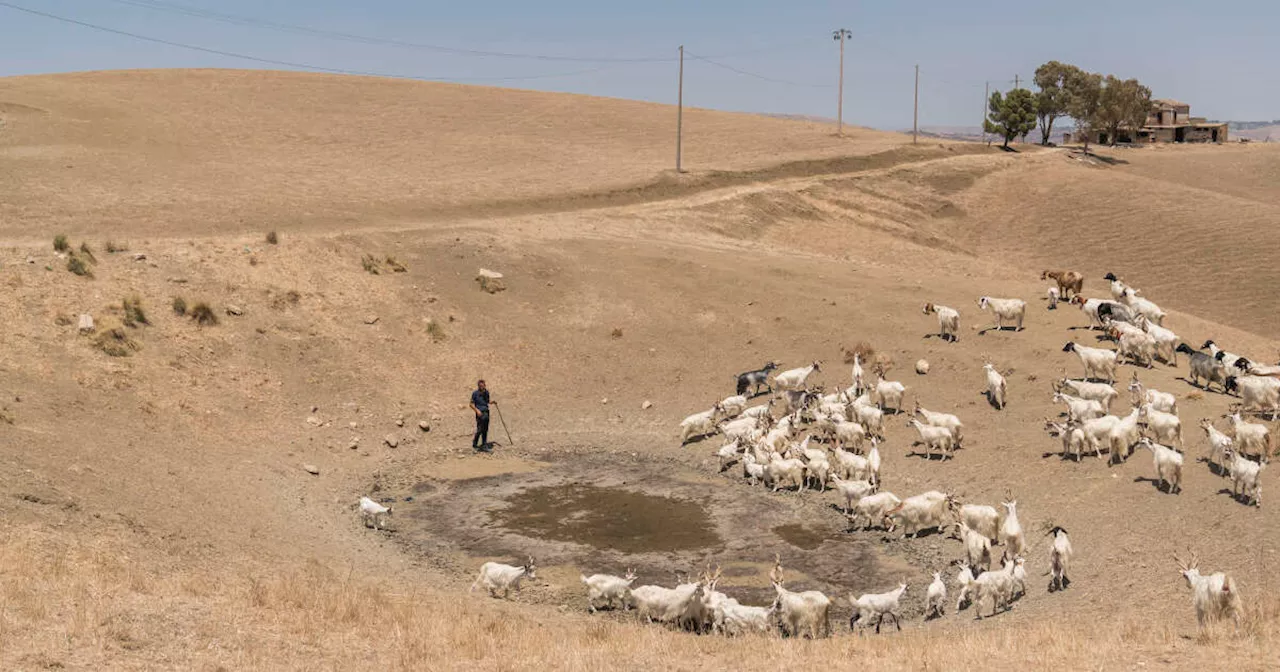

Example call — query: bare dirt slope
[0,70,1278,670]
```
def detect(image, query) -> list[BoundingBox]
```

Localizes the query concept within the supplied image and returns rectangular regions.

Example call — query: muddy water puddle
[492,484,718,553]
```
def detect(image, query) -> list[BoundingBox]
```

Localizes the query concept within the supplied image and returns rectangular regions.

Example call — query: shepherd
[470,379,496,451]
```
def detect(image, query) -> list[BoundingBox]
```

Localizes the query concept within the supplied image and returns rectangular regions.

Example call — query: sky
[1,0,1277,129]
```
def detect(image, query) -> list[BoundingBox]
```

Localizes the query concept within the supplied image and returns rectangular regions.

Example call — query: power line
[102,0,818,65]
[0,1,614,82]
[685,51,832,89]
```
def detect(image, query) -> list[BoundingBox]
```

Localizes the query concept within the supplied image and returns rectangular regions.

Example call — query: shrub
[266,231,279,245]
[66,255,93,278]
[79,242,97,264]
[53,234,69,252]
[172,297,187,316]
[361,255,381,274]
[122,296,148,327]
[611,327,623,339]
[105,241,127,253]
[190,302,218,326]
[54,313,74,327]
[385,256,407,273]
[426,319,446,343]
[93,322,139,357]
[842,341,875,365]
[270,290,301,310]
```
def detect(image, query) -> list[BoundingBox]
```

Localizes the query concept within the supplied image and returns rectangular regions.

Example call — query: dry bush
[122,296,148,327]
[190,302,218,326]
[611,327,623,339]
[265,230,279,245]
[385,256,407,273]
[105,241,126,253]
[426,319,446,343]
[92,320,139,357]
[54,313,73,327]
[270,290,301,310]
[66,255,93,278]
[78,242,97,264]
[172,297,187,316]
[52,234,69,252]
[361,255,381,274]
[842,341,875,365]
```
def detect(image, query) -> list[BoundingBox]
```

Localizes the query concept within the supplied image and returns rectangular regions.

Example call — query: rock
[348,439,359,450]
[601,398,609,405]
[364,315,380,325]
[476,268,507,293]
[642,400,653,410]
[418,420,430,432]
[168,277,188,284]
[311,405,319,413]
[395,417,404,427]
[302,464,320,475]
[225,305,243,316]
[349,421,358,430]
[384,435,398,448]
[77,314,95,333]
[306,416,322,427]
[25,256,35,264]
[133,253,147,262]
[916,359,930,375]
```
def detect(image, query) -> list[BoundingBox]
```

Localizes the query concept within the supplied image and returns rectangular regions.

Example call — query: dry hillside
[1,70,1278,671]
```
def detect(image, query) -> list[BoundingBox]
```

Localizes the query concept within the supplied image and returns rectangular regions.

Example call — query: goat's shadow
[922,333,958,343]
[1216,487,1259,507]
[1132,475,1179,494]
[977,326,1023,336]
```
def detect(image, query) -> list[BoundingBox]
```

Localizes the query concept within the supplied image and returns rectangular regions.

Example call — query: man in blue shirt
[470,379,494,450]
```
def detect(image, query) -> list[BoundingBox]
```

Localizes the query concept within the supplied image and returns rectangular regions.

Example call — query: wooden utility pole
[1014,74,1020,89]
[832,29,852,135]
[676,45,684,173]
[912,64,919,144]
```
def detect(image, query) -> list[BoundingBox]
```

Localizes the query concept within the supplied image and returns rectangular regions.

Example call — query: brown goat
[1041,270,1084,298]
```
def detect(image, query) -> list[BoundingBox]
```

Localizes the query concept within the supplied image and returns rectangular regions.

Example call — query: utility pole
[913,64,919,144]
[676,45,684,173]
[982,81,989,145]
[832,28,852,135]
[1014,74,1020,89]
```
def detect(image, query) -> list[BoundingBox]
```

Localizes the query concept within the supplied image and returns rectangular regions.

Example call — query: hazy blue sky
[1,1,1276,128]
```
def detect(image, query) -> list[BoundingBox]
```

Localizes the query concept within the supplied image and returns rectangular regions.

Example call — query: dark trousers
[473,412,490,448]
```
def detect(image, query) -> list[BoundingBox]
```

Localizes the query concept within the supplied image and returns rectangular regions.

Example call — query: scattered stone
[168,277,188,284]
[642,400,653,410]
[476,268,506,293]
[349,421,358,430]
[133,253,147,262]
[302,464,320,475]
[349,440,359,450]
[364,315,380,325]
[312,405,319,413]
[418,420,430,432]
[225,305,243,316]
[25,256,35,264]
[77,314,95,333]
[384,435,399,448]
[395,417,405,427]
[601,398,609,405]
[916,359,930,375]
[306,416,322,427]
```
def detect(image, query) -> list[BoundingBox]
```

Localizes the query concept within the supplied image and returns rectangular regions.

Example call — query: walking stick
[494,404,514,446]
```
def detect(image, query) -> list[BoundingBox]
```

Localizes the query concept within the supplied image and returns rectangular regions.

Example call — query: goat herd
[460,270,1255,637]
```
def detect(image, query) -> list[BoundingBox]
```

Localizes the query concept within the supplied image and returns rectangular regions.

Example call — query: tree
[1033,61,1079,145]
[1064,70,1103,153]
[1095,75,1153,146]
[984,88,1037,149]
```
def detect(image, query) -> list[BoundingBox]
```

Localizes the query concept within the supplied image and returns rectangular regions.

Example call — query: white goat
[1138,316,1179,365]
[1139,438,1184,494]
[907,419,956,461]
[925,572,947,618]
[1115,329,1157,368]
[1062,342,1118,383]
[848,583,908,634]
[850,394,886,437]
[741,452,766,485]
[887,490,953,538]
[851,354,866,396]
[850,491,901,531]
[978,296,1026,331]
[770,558,831,639]
[1139,404,1183,449]
[951,502,1000,542]
[1201,419,1234,474]
[1174,552,1243,630]
[830,475,875,515]
[923,302,960,341]
[764,454,807,492]
[471,557,537,599]
[830,446,872,482]
[774,361,822,391]
[1225,375,1280,419]
[679,403,724,444]
[1070,295,1117,329]
[1224,448,1265,507]
[1129,374,1177,414]
[872,373,907,414]
[832,420,868,452]
[740,400,775,420]
[1046,419,1091,461]
[955,520,993,571]
[1053,391,1105,422]
[954,563,977,611]
[358,496,393,531]
[630,579,704,627]
[1048,526,1073,592]
[972,557,1018,619]
[1000,499,1024,558]
[913,402,965,446]
[1120,287,1166,325]
[866,437,882,487]
[1226,411,1272,459]
[984,363,1008,410]
[1053,378,1119,412]
[716,439,743,472]
[1108,408,1143,463]
[581,569,637,612]
[1047,286,1060,309]
[1080,414,1122,458]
